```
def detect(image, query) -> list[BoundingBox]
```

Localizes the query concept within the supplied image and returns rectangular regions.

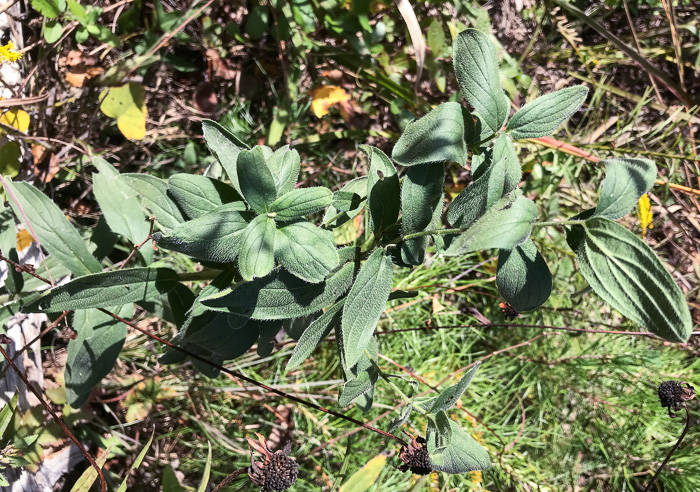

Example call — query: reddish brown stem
[0,339,106,492]
[119,216,156,269]
[98,309,407,446]
[212,467,249,492]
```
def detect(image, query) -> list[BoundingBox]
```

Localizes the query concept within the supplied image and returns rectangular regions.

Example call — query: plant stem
[532,219,585,228]
[212,467,249,492]
[365,350,426,415]
[643,405,692,492]
[402,228,464,241]
[176,269,228,282]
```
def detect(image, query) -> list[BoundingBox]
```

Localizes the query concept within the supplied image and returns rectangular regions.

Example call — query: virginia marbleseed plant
[2,29,692,478]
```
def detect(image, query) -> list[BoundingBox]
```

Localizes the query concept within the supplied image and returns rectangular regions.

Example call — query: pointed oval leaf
[360,145,400,235]
[568,217,691,342]
[496,239,552,312]
[92,158,153,263]
[201,262,354,320]
[118,174,185,231]
[167,174,242,219]
[445,194,538,256]
[274,222,339,283]
[65,306,132,408]
[447,135,521,228]
[338,454,387,492]
[154,209,251,263]
[238,214,276,280]
[422,362,481,414]
[342,248,394,368]
[202,119,249,194]
[4,180,101,277]
[427,418,490,474]
[338,366,378,407]
[269,187,333,220]
[237,147,278,214]
[23,267,179,313]
[453,29,509,135]
[287,300,345,369]
[401,162,444,265]
[267,145,301,196]
[594,158,657,220]
[324,176,368,227]
[506,86,589,139]
[392,102,471,167]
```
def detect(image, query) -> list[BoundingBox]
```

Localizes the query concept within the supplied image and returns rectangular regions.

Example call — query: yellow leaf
[100,82,147,140]
[311,85,350,118]
[16,229,34,251]
[339,454,387,492]
[638,193,653,238]
[0,109,30,132]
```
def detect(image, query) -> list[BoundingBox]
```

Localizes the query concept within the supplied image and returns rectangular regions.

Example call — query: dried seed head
[658,381,695,408]
[247,433,299,492]
[499,302,520,321]
[658,381,695,417]
[398,435,433,475]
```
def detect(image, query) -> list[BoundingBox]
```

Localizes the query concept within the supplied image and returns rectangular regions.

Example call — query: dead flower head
[398,434,433,475]
[658,380,695,418]
[247,433,298,492]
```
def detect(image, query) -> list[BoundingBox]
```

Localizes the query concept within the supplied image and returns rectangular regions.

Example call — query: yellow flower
[638,193,653,238]
[0,42,22,63]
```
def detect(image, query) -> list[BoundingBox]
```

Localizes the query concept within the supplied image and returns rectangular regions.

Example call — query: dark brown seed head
[658,381,695,408]
[398,436,433,475]
[247,433,299,492]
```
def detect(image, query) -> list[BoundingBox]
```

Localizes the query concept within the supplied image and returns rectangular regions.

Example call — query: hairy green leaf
[342,248,393,368]
[154,209,251,263]
[401,162,444,265]
[506,86,589,139]
[270,187,333,220]
[236,147,278,214]
[267,145,301,196]
[421,363,480,414]
[202,262,354,320]
[202,120,249,194]
[238,214,276,280]
[5,180,101,276]
[119,174,185,231]
[447,135,521,228]
[496,239,552,312]
[453,29,509,135]
[23,267,179,313]
[287,300,344,369]
[445,194,538,256]
[427,416,490,473]
[324,177,368,227]
[275,222,339,283]
[568,217,691,342]
[167,174,242,219]
[392,102,472,167]
[360,145,400,235]
[65,305,132,408]
[594,158,657,220]
[92,157,153,263]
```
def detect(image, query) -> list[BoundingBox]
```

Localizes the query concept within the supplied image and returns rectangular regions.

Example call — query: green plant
[1,28,692,481]
[31,0,120,46]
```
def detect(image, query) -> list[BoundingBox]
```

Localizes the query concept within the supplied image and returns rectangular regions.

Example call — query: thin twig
[0,311,70,379]
[643,405,691,492]
[0,338,106,492]
[98,309,407,446]
[119,216,156,269]
[212,467,248,492]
